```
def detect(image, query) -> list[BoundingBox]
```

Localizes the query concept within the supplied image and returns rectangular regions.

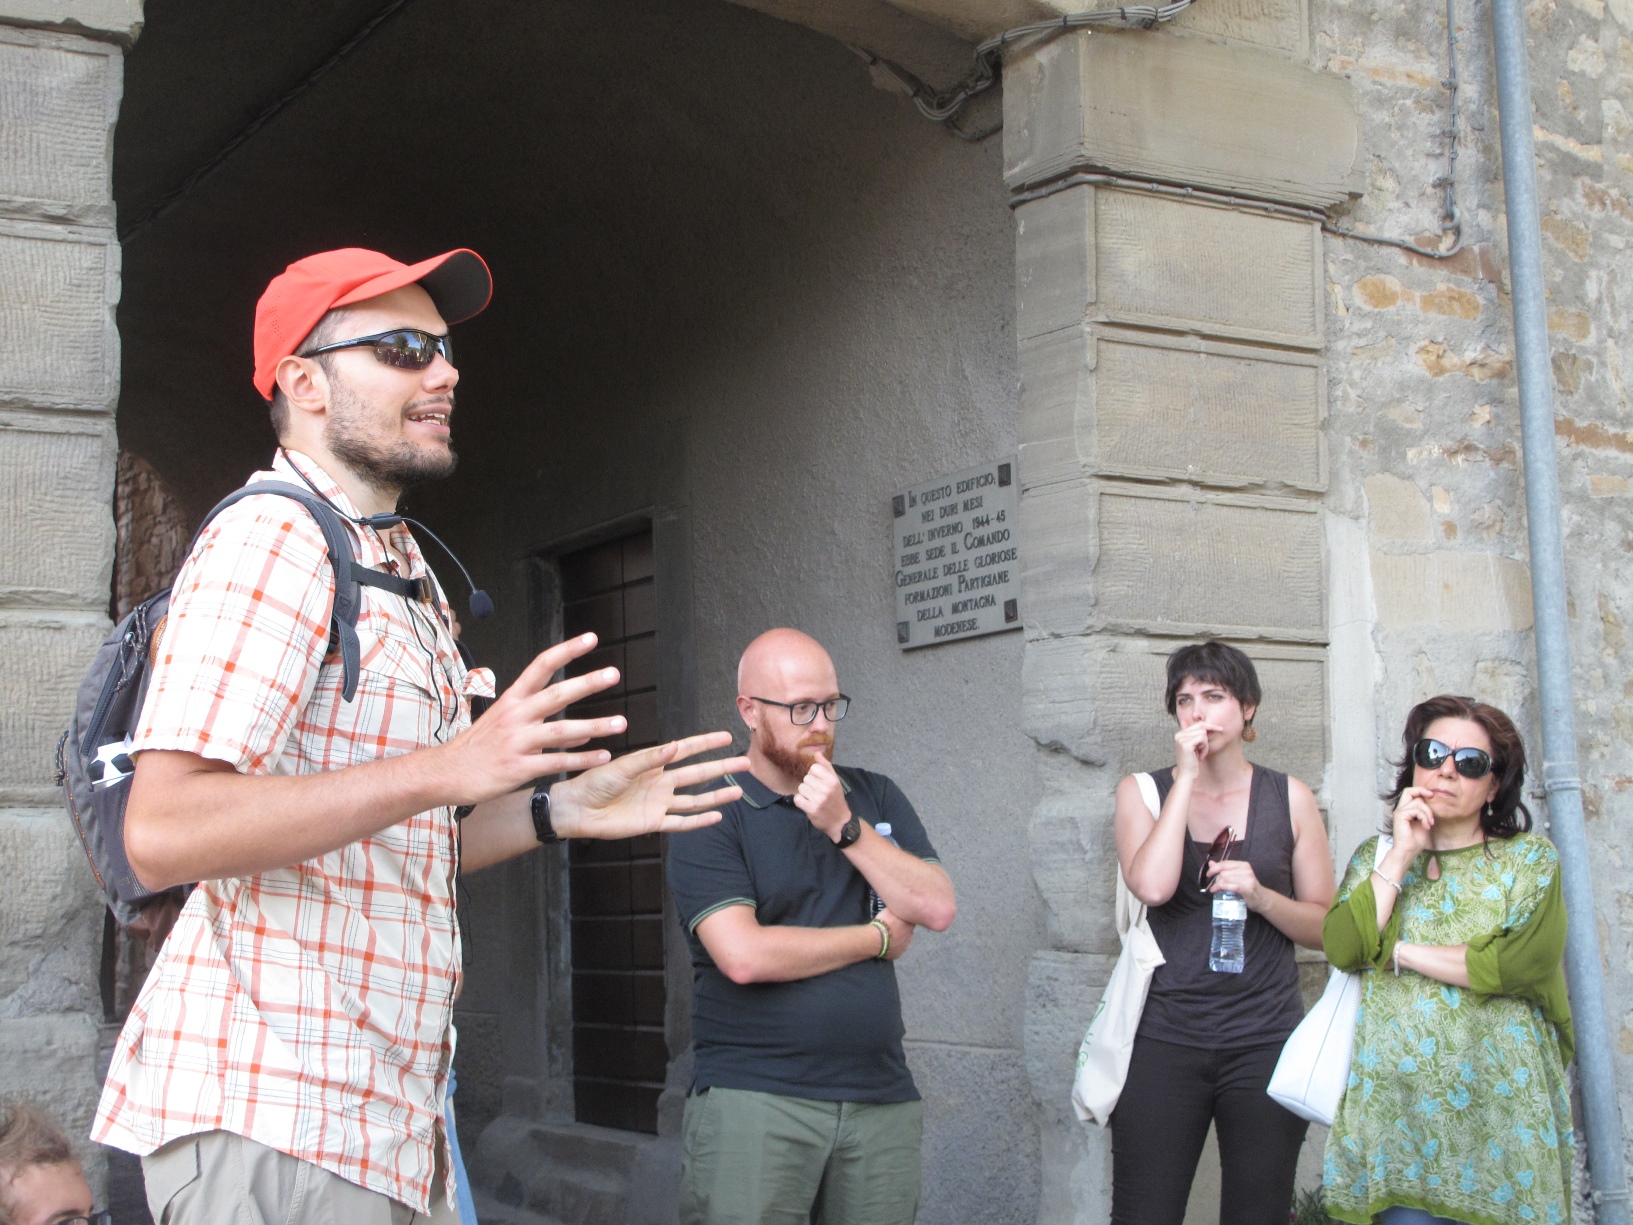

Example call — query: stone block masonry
[0,421,116,609]
[1005,22,1359,1221]
[0,6,131,1198]
[1315,0,1633,1207]
[0,26,124,228]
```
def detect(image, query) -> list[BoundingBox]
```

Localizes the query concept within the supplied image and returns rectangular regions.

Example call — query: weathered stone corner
[0,0,141,42]
[1002,28,1364,209]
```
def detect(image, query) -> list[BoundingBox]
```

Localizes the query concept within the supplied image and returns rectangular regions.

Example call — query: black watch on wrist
[834,814,861,849]
[531,783,560,844]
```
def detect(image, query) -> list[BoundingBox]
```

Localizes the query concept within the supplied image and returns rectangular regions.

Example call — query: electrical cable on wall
[1324,0,1465,259]
[875,0,1468,262]
[851,1,1198,140]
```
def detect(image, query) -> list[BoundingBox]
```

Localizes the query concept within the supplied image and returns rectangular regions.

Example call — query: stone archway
[0,1,1363,1221]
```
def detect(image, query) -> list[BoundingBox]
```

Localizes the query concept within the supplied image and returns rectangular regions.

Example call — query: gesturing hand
[795,752,852,841]
[549,732,750,840]
[437,633,633,807]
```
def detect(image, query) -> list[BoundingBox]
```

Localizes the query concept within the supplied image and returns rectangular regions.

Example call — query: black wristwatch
[531,783,560,844]
[834,814,861,849]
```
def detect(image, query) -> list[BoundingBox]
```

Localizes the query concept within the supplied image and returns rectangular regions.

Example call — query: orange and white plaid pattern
[94,451,495,1214]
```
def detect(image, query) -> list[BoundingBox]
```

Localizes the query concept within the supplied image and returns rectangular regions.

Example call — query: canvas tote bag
[1070,772,1167,1126]
[1266,835,1394,1126]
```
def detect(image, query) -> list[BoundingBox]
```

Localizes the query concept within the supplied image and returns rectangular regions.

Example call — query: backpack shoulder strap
[195,481,375,701]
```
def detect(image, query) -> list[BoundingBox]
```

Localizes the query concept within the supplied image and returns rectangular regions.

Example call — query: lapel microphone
[361,512,494,620]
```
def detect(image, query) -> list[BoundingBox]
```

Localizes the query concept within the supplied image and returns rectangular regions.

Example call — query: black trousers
[1110,1034,1308,1225]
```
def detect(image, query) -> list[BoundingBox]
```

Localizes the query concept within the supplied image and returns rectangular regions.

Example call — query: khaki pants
[142,1130,460,1225]
[679,1087,923,1225]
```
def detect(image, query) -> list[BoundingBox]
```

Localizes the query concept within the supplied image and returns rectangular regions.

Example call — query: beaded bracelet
[870,918,890,960]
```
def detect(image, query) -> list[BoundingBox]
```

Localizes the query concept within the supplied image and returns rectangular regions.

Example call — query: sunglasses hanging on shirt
[1198,826,1239,892]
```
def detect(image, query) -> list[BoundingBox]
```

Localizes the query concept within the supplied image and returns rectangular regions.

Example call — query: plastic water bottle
[868,823,899,916]
[1210,891,1246,974]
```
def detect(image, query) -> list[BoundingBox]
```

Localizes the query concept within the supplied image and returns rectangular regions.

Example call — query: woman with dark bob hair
[1322,695,1575,1225]
[1111,641,1335,1224]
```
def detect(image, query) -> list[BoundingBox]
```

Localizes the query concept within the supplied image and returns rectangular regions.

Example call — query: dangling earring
[1242,724,1258,744]
[1484,801,1494,820]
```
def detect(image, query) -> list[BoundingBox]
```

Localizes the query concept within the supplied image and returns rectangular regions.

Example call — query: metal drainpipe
[1489,0,1632,1220]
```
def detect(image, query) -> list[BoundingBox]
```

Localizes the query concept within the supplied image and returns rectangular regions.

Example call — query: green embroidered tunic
[1321,833,1575,1225]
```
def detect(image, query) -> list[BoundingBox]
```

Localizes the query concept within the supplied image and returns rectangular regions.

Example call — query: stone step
[472,1188,565,1225]
[474,1119,640,1225]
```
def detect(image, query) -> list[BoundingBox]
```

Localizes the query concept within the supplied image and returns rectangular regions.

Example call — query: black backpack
[56,481,429,926]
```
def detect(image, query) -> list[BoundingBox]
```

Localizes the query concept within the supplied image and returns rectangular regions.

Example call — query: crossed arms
[694,756,957,986]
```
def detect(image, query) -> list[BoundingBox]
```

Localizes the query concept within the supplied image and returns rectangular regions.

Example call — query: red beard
[757,727,835,783]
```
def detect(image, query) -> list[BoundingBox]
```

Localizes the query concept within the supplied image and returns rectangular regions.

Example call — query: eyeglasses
[749,695,851,726]
[298,328,453,371]
[1198,826,1238,891]
[1412,737,1493,780]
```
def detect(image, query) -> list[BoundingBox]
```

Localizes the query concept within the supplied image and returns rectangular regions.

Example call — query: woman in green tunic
[1323,695,1574,1225]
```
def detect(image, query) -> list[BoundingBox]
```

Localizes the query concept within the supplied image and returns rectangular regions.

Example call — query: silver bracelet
[1372,867,1403,894]
[1393,941,1407,976]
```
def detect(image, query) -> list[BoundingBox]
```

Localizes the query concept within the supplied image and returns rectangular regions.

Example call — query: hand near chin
[794,752,851,841]
[1391,787,1436,856]
[1173,722,1219,780]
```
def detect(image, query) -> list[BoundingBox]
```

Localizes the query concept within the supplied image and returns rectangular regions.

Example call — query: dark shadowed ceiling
[114,0,965,523]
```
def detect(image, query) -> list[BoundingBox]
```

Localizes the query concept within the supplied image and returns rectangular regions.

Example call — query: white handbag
[1266,835,1393,1126]
[1071,773,1166,1127]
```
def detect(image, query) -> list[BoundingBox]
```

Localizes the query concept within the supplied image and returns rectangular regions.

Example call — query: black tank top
[1137,765,1305,1049]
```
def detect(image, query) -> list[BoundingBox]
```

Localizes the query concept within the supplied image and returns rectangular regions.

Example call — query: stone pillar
[0,0,138,1191]
[1001,19,1362,1222]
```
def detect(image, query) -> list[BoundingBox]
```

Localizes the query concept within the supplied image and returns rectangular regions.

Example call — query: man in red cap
[92,249,749,1223]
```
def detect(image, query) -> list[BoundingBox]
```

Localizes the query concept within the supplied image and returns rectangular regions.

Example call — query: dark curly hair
[1384,694,1531,838]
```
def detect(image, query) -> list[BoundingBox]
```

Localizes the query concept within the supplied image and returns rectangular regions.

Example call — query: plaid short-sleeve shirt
[93,451,495,1213]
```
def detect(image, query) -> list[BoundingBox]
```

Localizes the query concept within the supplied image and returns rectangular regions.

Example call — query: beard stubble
[324,376,458,496]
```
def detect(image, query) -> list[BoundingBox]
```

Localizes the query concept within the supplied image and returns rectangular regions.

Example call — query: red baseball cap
[252,247,492,399]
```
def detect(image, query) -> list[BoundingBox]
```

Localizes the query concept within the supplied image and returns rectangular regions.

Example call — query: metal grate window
[558,528,665,1133]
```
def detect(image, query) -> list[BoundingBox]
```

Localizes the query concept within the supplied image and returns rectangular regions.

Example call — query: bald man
[666,629,957,1225]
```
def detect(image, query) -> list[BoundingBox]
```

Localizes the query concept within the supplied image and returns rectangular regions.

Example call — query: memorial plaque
[892,457,1020,649]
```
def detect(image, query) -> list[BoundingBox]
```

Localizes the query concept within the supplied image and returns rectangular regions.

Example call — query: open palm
[551,731,748,840]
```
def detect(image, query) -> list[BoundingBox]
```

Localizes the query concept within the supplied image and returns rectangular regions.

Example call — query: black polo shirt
[666,765,939,1103]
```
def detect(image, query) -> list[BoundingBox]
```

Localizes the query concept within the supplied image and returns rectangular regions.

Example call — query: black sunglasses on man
[298,328,452,371]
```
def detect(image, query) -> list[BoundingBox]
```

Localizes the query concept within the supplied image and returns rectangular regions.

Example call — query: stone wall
[7,1,1626,1222]
[0,2,134,1194]
[104,2,1041,1220]
[998,17,1364,1220]
[1313,0,1633,1205]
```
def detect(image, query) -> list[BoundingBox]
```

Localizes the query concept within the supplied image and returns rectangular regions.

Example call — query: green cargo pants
[679,1087,923,1225]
